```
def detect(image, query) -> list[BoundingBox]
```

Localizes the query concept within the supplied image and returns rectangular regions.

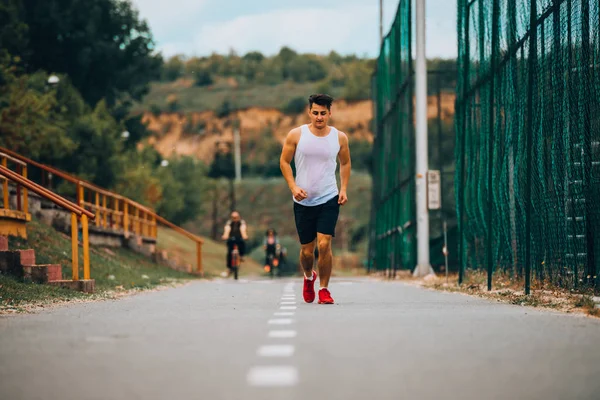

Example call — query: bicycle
[226,237,243,280]
[264,244,280,278]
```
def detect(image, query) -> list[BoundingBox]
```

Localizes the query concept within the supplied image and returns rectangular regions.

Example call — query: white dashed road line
[247,366,298,387]
[247,282,299,388]
[257,345,295,357]
[268,318,293,325]
[268,330,297,338]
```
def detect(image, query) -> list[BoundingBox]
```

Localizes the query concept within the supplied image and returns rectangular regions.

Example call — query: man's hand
[221,234,227,240]
[291,185,308,202]
[338,190,348,205]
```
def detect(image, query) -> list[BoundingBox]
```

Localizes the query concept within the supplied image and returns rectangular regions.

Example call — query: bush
[150,104,162,116]
[194,69,213,87]
[348,139,373,172]
[282,96,306,115]
[216,99,233,118]
[161,56,185,81]
[166,94,180,112]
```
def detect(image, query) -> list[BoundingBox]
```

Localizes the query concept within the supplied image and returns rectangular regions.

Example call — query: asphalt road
[1,277,599,400]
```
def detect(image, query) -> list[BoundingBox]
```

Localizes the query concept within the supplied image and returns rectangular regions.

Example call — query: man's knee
[317,236,331,254]
[300,243,315,259]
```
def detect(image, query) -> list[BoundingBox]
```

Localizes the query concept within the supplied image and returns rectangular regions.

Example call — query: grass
[155,226,265,278]
[1,218,199,313]
[134,80,345,114]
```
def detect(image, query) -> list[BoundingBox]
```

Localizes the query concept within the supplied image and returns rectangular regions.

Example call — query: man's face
[309,103,331,129]
[231,212,240,222]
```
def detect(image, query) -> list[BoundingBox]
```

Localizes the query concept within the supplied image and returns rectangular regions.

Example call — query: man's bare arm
[221,224,231,240]
[338,131,351,205]
[280,128,307,201]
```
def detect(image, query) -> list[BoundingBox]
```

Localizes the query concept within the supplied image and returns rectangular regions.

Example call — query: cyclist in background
[221,211,248,277]
[263,228,280,274]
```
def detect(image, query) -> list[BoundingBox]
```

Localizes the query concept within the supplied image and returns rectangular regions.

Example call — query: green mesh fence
[368,0,415,274]
[456,0,600,292]
[368,1,458,275]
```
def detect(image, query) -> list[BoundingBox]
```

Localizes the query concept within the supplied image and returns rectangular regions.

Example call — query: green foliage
[216,98,233,118]
[122,113,154,149]
[155,47,381,106]
[161,55,185,82]
[315,79,333,95]
[282,96,307,115]
[158,156,209,224]
[348,139,373,172]
[150,104,161,115]
[0,1,213,228]
[0,0,28,61]
[166,94,180,112]
[194,69,213,87]
[12,0,162,107]
[0,58,75,159]
[208,150,235,180]
[114,152,209,224]
[342,63,372,101]
[60,100,125,188]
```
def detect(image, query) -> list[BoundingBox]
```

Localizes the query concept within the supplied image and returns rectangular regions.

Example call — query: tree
[282,96,306,115]
[18,0,162,106]
[0,57,75,160]
[0,0,28,61]
[277,46,298,80]
[162,55,185,82]
[162,156,208,224]
[342,62,372,101]
[287,55,327,82]
[194,68,213,86]
[208,148,235,180]
[60,100,124,188]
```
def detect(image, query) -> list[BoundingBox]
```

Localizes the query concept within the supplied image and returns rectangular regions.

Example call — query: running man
[279,93,351,304]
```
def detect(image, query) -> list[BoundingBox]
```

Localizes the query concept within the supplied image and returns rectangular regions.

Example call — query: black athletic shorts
[293,195,340,245]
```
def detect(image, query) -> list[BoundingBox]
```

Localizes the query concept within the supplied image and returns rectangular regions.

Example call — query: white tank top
[293,124,340,206]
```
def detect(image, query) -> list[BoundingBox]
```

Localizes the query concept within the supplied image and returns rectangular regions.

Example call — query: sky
[130,0,457,59]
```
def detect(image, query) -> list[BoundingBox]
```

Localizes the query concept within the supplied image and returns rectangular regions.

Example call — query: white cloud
[134,0,458,59]
[130,0,210,38]
[191,6,373,56]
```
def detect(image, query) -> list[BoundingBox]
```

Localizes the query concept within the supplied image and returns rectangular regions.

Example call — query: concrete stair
[0,236,94,292]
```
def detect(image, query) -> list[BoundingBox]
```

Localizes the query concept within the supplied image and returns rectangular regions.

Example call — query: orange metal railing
[0,162,95,281]
[0,146,203,275]
[1,152,28,214]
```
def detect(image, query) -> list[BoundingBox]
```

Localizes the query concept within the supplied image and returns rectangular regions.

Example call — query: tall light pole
[413,0,433,277]
[379,0,384,45]
[233,119,242,183]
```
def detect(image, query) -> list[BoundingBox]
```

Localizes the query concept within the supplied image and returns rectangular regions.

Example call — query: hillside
[138,93,455,166]
[140,99,374,165]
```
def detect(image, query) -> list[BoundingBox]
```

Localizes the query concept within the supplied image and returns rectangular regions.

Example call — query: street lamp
[47,75,60,85]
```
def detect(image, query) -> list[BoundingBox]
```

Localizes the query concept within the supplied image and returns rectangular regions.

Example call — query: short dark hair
[308,94,334,110]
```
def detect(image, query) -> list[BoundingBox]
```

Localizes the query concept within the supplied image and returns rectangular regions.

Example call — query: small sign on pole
[427,170,441,210]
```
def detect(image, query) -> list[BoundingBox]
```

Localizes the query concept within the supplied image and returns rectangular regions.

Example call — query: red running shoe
[303,270,317,303]
[318,288,334,304]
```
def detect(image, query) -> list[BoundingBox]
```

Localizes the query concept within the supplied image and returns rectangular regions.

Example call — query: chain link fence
[456,0,600,292]
[368,0,458,275]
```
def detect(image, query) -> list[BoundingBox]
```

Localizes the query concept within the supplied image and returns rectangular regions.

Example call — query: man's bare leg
[300,239,316,277]
[316,233,333,288]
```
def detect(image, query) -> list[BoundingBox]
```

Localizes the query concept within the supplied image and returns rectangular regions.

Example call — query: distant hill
[139,99,374,166]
